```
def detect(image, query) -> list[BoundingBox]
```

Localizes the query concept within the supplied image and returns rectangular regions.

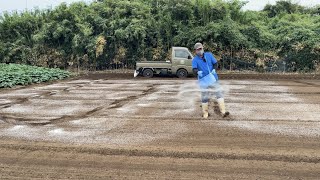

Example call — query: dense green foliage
[0,63,70,88]
[0,0,319,72]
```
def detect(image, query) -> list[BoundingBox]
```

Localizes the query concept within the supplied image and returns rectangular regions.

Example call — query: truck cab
[134,47,194,78]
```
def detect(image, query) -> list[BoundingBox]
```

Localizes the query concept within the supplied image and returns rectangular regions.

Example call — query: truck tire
[143,69,154,78]
[177,69,188,78]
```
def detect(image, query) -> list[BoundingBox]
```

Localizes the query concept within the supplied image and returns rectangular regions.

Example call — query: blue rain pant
[200,81,224,103]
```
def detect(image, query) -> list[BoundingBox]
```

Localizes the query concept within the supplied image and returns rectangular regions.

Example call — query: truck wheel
[177,69,188,78]
[143,69,154,78]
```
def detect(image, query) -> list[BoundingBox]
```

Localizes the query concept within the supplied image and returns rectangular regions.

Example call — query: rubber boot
[202,103,209,118]
[217,98,230,117]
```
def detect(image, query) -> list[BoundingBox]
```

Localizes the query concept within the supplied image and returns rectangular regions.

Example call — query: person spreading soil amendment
[192,42,230,118]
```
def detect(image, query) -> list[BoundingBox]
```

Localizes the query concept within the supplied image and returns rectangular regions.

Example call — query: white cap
[194,42,203,50]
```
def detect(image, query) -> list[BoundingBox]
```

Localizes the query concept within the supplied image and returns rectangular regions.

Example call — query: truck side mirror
[188,55,192,59]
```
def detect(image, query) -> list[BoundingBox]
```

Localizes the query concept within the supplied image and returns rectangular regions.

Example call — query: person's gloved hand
[197,71,203,77]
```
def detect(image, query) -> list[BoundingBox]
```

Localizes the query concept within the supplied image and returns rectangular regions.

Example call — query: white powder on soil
[1,79,319,145]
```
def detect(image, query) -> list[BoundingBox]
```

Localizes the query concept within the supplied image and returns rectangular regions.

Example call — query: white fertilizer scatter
[177,81,200,100]
[1,125,42,140]
[8,125,25,131]
[117,105,138,114]
[0,79,319,145]
[70,120,83,124]
[137,103,151,107]
[49,128,65,135]
[215,80,320,137]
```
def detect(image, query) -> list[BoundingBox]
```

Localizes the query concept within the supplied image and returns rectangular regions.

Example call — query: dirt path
[0,75,320,179]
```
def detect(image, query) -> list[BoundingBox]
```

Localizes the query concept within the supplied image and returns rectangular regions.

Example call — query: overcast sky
[242,0,320,10]
[1,0,320,14]
[0,0,93,14]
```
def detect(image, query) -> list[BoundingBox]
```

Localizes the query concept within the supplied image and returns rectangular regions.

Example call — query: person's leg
[201,88,209,118]
[213,81,230,117]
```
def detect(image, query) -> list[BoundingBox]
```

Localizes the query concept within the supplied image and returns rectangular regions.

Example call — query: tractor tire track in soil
[1,143,320,163]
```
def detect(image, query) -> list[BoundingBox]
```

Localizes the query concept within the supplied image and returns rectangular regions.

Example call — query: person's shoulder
[206,52,214,56]
[204,52,215,59]
[192,56,199,61]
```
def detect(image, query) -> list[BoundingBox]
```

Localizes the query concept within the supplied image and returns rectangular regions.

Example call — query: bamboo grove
[0,0,319,72]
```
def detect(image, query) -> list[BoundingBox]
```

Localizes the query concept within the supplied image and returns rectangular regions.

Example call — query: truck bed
[136,61,172,68]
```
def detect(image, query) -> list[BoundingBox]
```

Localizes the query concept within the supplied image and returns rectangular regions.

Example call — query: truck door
[172,49,193,73]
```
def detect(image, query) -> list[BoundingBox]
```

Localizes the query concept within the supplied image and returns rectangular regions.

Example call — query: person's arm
[214,63,218,71]
[211,53,218,71]
[192,59,200,77]
[193,68,198,75]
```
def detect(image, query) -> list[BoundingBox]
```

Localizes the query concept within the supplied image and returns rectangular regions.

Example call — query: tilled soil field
[0,73,320,179]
